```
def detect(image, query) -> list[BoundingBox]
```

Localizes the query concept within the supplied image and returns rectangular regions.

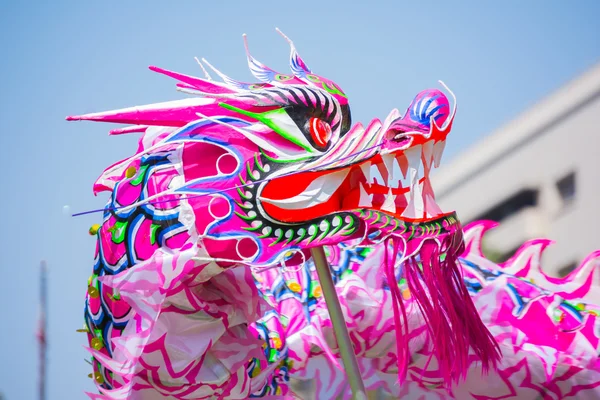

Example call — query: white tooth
[358,183,373,207]
[399,159,412,188]
[413,181,425,214]
[405,145,422,184]
[422,141,434,170]
[359,161,371,183]
[403,190,411,205]
[370,163,385,185]
[433,140,446,168]
[399,154,408,178]
[424,193,443,217]
[401,197,417,218]
[417,163,425,180]
[381,154,395,184]
[381,189,396,213]
[392,158,402,189]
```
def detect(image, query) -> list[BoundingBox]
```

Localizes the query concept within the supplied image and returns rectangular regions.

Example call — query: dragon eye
[309,117,332,148]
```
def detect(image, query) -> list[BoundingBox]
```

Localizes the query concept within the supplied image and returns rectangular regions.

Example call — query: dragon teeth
[358,183,373,207]
[413,181,425,215]
[422,140,434,171]
[433,140,446,168]
[381,153,395,185]
[360,161,371,183]
[369,163,385,185]
[381,189,396,213]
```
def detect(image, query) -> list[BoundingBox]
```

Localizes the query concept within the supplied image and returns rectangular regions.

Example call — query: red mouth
[260,140,449,224]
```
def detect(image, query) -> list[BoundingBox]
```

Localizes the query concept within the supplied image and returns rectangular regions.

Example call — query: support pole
[310,247,367,400]
[37,260,47,400]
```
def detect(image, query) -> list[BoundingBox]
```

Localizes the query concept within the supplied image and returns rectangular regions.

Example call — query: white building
[432,62,600,277]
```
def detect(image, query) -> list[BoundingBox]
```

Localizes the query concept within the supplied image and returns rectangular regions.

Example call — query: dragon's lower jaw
[260,140,449,224]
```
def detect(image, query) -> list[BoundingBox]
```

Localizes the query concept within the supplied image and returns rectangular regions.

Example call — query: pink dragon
[67,31,600,399]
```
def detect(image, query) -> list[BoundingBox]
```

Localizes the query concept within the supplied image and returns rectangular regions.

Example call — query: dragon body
[68,33,600,399]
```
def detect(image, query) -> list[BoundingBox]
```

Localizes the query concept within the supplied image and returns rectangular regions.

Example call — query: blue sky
[0,1,598,399]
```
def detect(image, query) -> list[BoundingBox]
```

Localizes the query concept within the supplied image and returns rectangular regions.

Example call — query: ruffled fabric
[274,242,600,399]
[84,136,290,399]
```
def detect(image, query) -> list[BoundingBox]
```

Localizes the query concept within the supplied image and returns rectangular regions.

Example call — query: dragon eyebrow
[266,88,296,105]
[295,86,314,107]
[306,87,322,112]
[255,90,285,106]
[70,141,385,217]
[279,87,305,106]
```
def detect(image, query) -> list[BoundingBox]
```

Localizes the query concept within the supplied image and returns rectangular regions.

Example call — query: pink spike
[500,239,553,277]
[149,66,237,94]
[556,250,600,300]
[571,250,600,282]
[176,82,200,91]
[462,220,499,257]
[66,98,215,127]
[109,125,148,136]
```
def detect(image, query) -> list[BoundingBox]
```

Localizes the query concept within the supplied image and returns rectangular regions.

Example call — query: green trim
[149,223,160,245]
[380,215,390,229]
[130,165,148,186]
[307,224,320,244]
[111,221,127,244]
[242,223,263,232]
[270,229,286,246]
[254,154,266,173]
[259,147,312,164]
[285,230,296,245]
[219,102,313,152]
[234,211,255,221]
[322,81,347,98]
[237,187,251,200]
[341,219,356,236]
[372,212,381,224]
[318,220,331,240]
[258,226,273,239]
[234,200,252,210]
[246,162,256,180]
[294,228,307,244]
[329,215,344,236]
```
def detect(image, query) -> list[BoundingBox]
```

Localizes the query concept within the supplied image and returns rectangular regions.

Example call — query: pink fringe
[387,231,501,386]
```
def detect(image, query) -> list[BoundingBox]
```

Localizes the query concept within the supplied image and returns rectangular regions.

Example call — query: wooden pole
[37,261,47,400]
[310,247,367,400]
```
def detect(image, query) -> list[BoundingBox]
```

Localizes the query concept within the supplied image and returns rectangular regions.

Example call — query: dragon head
[67,31,457,268]
[69,32,502,395]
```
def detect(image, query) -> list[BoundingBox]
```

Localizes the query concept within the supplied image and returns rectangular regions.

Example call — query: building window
[482,244,520,264]
[473,189,538,223]
[557,261,576,277]
[556,172,576,203]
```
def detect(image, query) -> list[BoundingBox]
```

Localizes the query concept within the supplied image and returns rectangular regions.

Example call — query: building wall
[431,79,600,276]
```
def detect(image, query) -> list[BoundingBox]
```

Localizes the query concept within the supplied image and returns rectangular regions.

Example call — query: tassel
[387,228,501,386]
[384,239,410,381]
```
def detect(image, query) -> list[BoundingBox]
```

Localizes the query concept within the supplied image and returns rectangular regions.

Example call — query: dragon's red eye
[309,117,332,147]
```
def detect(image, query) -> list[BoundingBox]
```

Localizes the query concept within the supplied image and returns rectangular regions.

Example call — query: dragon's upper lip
[259,138,449,224]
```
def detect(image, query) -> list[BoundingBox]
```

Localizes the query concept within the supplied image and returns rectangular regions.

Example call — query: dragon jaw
[255,86,456,250]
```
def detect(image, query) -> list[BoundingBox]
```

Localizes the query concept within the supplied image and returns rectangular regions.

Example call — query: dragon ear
[275,28,312,78]
[200,58,270,91]
[243,33,297,84]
